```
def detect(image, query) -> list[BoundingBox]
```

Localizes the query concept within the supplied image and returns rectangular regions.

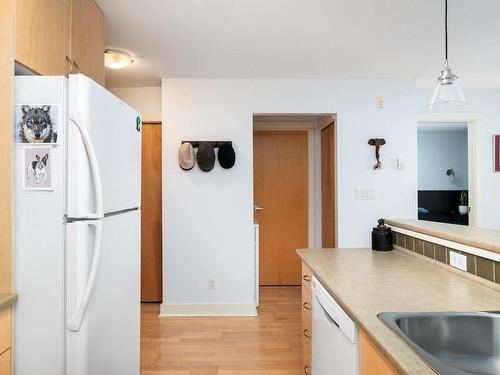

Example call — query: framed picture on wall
[495,135,500,172]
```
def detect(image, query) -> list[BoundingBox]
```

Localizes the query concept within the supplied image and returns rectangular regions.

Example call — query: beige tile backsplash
[393,231,500,284]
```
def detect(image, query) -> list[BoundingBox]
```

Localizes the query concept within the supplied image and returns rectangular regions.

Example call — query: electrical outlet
[449,251,467,272]
[208,279,216,290]
[377,96,384,108]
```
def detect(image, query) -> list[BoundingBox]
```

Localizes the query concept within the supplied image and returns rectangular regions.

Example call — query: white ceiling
[98,0,500,88]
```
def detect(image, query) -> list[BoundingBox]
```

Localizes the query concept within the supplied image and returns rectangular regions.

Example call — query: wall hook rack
[181,141,232,148]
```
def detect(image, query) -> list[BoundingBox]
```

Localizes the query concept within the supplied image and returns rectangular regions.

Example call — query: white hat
[178,143,195,170]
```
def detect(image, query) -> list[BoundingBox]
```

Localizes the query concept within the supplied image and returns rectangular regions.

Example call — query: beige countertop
[387,219,500,255]
[0,293,17,310]
[297,248,500,375]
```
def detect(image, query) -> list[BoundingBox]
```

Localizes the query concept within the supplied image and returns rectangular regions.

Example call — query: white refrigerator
[14,74,141,375]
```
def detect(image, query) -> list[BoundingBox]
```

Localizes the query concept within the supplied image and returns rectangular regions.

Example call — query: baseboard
[159,303,258,317]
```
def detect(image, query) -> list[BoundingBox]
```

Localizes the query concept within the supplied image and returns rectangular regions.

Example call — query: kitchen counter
[0,293,17,310]
[387,219,500,255]
[296,248,500,375]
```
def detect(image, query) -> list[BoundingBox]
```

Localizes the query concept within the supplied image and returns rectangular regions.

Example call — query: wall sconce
[446,168,455,180]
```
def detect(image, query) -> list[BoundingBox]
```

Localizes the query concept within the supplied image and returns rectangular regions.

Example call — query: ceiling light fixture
[429,0,465,108]
[104,49,134,69]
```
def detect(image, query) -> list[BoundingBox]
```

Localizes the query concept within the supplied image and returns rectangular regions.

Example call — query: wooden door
[141,123,163,302]
[70,0,105,84]
[321,122,336,248]
[15,0,70,75]
[254,130,308,285]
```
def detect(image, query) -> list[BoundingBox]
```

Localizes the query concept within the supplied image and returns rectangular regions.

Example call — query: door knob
[254,205,264,211]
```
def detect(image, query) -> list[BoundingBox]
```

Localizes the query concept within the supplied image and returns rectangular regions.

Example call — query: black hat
[196,142,215,172]
[217,142,235,169]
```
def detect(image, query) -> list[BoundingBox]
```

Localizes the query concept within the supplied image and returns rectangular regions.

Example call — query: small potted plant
[459,191,468,214]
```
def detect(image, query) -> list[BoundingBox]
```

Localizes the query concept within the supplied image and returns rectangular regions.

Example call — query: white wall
[417,89,500,229]
[418,128,468,190]
[162,79,417,307]
[108,86,161,122]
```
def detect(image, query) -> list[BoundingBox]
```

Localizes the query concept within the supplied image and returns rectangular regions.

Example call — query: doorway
[141,123,163,302]
[417,122,473,226]
[253,114,336,287]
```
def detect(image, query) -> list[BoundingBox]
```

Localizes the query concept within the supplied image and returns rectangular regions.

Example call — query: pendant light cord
[445,0,448,63]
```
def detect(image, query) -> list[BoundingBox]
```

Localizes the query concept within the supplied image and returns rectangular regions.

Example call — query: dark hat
[196,142,215,172]
[217,142,235,169]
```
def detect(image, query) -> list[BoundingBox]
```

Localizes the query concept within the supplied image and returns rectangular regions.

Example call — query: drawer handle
[303,302,312,311]
[303,329,311,338]
[303,274,312,282]
[304,364,311,375]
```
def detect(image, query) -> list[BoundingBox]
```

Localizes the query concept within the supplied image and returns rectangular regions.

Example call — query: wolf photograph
[23,147,53,190]
[15,104,59,144]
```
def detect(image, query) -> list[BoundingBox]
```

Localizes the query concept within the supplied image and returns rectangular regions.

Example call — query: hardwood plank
[141,124,163,302]
[254,131,308,285]
[0,0,14,294]
[141,287,302,374]
[321,122,336,248]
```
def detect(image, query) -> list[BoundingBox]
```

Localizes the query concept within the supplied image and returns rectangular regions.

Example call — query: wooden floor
[141,286,302,375]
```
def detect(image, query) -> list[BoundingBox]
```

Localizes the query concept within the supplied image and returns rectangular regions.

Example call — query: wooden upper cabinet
[70,0,105,85]
[15,0,71,75]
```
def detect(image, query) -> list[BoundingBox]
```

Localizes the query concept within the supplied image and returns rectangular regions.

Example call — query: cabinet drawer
[302,334,311,375]
[301,285,312,314]
[0,308,11,355]
[0,348,10,375]
[301,262,313,294]
[302,309,312,340]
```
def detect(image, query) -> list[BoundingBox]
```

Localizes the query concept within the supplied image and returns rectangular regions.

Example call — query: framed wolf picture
[14,104,59,144]
[23,146,53,190]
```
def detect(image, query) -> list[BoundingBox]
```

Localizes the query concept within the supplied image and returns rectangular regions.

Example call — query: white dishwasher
[312,276,359,375]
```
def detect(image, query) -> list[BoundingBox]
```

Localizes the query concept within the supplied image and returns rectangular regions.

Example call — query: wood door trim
[321,121,337,248]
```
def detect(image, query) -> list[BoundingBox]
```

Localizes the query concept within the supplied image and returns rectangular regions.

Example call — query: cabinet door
[359,330,400,375]
[0,308,10,355]
[16,0,70,75]
[70,0,105,85]
[0,349,11,375]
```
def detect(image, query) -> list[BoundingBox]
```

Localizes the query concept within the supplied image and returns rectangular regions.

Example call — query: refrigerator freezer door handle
[69,116,104,219]
[67,220,103,332]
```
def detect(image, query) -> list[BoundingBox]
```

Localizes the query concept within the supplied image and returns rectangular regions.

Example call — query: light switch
[354,188,376,200]
[397,158,405,169]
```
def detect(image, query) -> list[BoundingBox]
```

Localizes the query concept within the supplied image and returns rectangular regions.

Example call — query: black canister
[372,218,393,251]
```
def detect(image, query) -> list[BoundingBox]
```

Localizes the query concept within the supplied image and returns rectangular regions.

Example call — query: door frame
[253,113,337,248]
[417,112,478,227]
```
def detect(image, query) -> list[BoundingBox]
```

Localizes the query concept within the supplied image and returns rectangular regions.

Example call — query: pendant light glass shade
[429,0,465,108]
[429,64,465,107]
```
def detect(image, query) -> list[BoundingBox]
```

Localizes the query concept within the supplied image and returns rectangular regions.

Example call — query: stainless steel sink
[378,311,500,375]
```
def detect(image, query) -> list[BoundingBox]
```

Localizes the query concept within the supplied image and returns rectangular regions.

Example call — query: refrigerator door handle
[70,116,104,219]
[67,220,103,332]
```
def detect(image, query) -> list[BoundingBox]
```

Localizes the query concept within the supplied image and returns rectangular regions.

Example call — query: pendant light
[429,0,465,108]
